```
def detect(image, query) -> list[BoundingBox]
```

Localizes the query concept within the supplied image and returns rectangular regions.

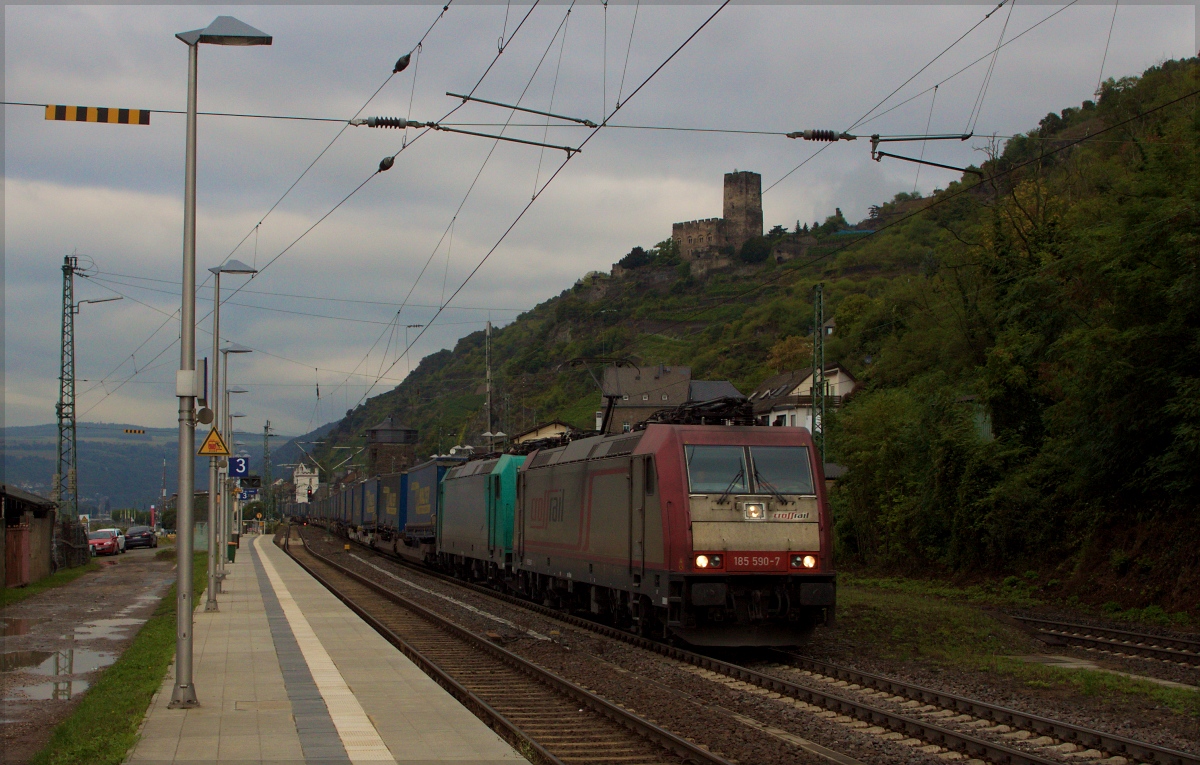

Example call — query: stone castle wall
[723,171,763,245]
[670,171,763,265]
[672,218,726,261]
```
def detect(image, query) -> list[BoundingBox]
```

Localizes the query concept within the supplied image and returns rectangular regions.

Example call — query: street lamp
[171,15,271,711]
[216,347,251,590]
[227,408,248,559]
[203,262,256,610]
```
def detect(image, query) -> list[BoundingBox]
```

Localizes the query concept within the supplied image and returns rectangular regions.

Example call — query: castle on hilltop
[672,171,762,264]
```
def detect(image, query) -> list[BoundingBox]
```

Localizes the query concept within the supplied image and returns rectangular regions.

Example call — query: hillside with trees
[309,58,1200,612]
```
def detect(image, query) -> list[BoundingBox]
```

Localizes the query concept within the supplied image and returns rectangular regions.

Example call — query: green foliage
[313,59,1200,595]
[32,553,208,765]
[738,236,773,263]
[828,57,1200,573]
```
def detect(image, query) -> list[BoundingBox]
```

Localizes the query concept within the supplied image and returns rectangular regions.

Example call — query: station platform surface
[128,533,525,765]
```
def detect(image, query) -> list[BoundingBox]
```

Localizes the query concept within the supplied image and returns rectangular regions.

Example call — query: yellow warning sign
[198,427,231,457]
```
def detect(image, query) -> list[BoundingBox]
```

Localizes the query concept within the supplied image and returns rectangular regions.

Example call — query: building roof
[511,420,573,442]
[602,365,691,408]
[367,416,416,433]
[0,484,56,510]
[687,380,745,402]
[747,364,857,414]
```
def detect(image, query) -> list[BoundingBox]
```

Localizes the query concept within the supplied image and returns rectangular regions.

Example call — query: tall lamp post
[228,400,250,543]
[170,15,271,710]
[220,345,252,582]
[204,260,256,608]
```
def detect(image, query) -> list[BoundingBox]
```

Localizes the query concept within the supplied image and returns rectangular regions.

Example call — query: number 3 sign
[229,456,249,477]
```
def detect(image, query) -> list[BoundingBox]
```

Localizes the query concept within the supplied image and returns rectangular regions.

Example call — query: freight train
[287,413,835,646]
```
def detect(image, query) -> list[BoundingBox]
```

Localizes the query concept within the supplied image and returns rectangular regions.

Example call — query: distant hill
[2,421,298,511]
[302,58,1200,612]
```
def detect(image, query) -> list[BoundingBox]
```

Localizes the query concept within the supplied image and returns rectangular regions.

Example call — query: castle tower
[723,171,763,245]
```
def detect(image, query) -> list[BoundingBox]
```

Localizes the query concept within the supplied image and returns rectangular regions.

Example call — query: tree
[766,335,814,372]
[767,224,789,239]
[618,246,651,269]
[738,236,772,264]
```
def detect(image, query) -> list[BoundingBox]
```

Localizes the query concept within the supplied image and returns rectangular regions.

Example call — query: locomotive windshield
[685,445,748,493]
[749,446,815,495]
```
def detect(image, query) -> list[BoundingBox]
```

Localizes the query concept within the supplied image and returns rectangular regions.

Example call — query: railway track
[298,524,1200,765]
[1012,616,1200,667]
[280,529,732,765]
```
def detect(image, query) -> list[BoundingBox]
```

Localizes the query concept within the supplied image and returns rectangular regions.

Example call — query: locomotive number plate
[727,553,787,572]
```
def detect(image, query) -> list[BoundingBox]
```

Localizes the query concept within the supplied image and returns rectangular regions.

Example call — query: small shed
[2,485,58,587]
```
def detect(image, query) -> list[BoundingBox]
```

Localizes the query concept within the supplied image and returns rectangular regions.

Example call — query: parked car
[87,530,120,556]
[124,525,157,550]
[95,527,126,553]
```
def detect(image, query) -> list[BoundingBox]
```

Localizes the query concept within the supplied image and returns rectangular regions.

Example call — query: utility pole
[485,320,492,451]
[55,256,80,521]
[811,283,826,462]
[262,421,273,520]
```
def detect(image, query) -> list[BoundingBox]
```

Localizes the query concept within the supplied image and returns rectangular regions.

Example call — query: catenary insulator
[379,156,395,172]
[367,116,410,129]
[804,129,839,141]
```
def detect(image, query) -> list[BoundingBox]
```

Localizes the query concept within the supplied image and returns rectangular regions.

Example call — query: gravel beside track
[1009,616,1200,667]
[298,527,949,765]
[299,525,1200,765]
[283,531,722,765]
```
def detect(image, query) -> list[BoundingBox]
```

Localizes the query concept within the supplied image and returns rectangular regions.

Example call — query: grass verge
[30,552,208,765]
[0,561,99,609]
[837,577,1200,716]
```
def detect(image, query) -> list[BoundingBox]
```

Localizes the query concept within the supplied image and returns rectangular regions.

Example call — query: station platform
[128,534,525,765]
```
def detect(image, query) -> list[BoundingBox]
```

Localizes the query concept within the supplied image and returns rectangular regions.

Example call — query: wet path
[0,548,175,763]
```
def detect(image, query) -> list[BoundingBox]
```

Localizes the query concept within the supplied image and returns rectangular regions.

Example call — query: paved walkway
[128,534,525,764]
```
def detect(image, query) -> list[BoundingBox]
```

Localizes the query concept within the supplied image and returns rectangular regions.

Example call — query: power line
[356,0,734,407]
[621,83,1200,350]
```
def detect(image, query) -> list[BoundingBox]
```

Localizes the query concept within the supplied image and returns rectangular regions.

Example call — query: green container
[226,541,237,563]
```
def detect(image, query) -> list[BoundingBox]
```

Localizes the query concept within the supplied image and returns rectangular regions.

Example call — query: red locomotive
[514,422,834,646]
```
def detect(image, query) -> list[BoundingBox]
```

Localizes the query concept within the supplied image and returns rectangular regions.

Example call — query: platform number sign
[229,456,250,477]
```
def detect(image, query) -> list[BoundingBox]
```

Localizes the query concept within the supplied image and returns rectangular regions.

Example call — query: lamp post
[170,15,271,711]
[204,262,258,604]
[227,410,247,564]
[220,345,252,582]
[206,264,255,611]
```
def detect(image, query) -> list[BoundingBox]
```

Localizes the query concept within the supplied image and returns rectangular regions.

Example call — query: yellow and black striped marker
[45,105,150,126]
[124,428,146,434]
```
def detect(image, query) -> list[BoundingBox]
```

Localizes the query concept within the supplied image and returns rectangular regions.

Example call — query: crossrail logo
[529,489,565,529]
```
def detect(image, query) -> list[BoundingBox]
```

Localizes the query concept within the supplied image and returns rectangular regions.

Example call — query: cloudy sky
[4,2,1191,436]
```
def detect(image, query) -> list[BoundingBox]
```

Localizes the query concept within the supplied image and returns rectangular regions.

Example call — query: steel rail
[283,528,733,765]
[1013,615,1200,665]
[294,525,1130,765]
[771,652,1200,765]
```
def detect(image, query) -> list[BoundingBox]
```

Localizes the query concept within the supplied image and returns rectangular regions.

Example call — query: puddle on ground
[0,651,53,673]
[74,618,144,640]
[0,618,49,637]
[5,679,90,700]
[0,649,115,676]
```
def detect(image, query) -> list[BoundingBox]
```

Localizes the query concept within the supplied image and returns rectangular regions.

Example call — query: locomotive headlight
[709,555,722,568]
[743,502,766,520]
[791,554,818,569]
[695,555,710,569]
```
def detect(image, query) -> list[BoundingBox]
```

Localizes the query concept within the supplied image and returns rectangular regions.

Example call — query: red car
[88,530,120,556]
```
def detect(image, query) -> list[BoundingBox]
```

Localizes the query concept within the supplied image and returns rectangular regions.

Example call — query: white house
[748,364,859,428]
[293,464,319,503]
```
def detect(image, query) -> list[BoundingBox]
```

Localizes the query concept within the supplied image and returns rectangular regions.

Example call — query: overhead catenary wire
[1096,0,1120,96]
[356,1,734,407]
[618,85,1200,352]
[768,0,1081,195]
[914,85,940,193]
[965,0,1017,134]
[66,4,457,411]
[319,0,551,407]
